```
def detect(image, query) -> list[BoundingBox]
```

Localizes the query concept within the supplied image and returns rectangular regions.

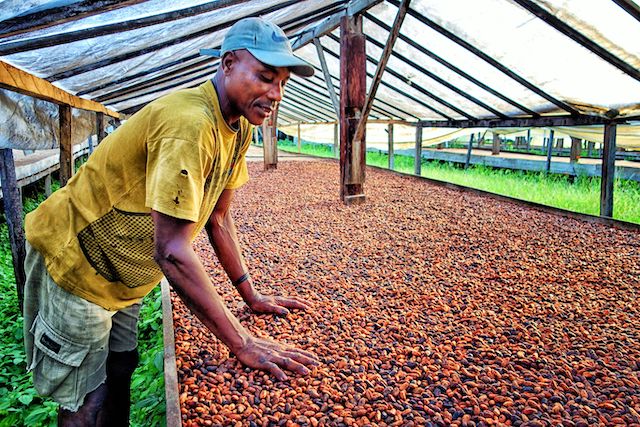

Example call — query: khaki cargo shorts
[23,242,141,411]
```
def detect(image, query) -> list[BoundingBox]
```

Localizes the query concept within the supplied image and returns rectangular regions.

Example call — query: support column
[492,132,500,155]
[465,133,475,169]
[297,123,302,154]
[339,14,366,204]
[262,105,279,170]
[0,149,25,309]
[526,129,531,151]
[96,111,106,145]
[333,123,339,158]
[59,104,73,187]
[414,125,423,176]
[600,123,616,217]
[545,129,555,172]
[388,123,394,170]
[570,137,582,163]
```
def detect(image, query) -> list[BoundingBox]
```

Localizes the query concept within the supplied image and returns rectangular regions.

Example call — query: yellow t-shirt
[25,80,253,310]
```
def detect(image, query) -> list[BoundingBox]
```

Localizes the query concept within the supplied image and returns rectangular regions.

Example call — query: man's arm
[205,189,312,315]
[152,210,317,380]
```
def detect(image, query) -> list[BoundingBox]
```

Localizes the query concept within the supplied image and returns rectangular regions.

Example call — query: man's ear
[221,51,235,75]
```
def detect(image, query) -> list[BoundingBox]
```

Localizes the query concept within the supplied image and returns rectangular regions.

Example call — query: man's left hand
[249,294,312,316]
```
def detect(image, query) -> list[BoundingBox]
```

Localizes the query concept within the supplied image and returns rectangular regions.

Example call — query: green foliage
[0,179,166,426]
[279,140,640,224]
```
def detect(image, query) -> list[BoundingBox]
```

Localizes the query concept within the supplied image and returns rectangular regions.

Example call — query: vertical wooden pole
[600,123,616,217]
[465,133,475,169]
[44,174,52,197]
[59,104,73,187]
[297,123,301,154]
[339,14,366,204]
[570,137,582,163]
[492,132,500,155]
[388,123,394,170]
[96,112,105,146]
[587,140,594,157]
[526,129,531,151]
[333,123,339,158]
[262,107,278,170]
[0,149,26,309]
[414,125,423,176]
[545,129,555,172]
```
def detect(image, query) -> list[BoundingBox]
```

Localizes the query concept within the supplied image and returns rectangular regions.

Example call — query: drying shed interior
[1,0,640,425]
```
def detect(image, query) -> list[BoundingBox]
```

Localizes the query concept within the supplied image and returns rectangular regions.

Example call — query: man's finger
[277,355,309,375]
[263,361,288,381]
[281,349,320,366]
[275,297,311,310]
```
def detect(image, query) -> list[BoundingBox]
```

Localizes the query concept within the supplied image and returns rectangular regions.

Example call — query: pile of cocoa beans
[173,161,640,427]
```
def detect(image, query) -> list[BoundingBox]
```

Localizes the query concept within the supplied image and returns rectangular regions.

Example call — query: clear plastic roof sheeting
[2,0,640,149]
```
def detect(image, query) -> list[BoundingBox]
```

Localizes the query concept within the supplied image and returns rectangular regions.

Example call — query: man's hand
[248,294,312,316]
[234,335,319,381]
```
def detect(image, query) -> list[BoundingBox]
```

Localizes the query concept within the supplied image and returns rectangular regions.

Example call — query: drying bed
[172,160,640,427]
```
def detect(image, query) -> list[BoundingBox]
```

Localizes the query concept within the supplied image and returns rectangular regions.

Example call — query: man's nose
[267,82,284,102]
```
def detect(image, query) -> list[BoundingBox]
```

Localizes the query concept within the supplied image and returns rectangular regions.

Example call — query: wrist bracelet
[232,272,250,287]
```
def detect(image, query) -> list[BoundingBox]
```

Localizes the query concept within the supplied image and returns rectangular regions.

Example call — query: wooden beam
[59,105,73,186]
[0,0,149,38]
[613,0,640,23]
[465,133,475,169]
[417,115,610,128]
[262,106,279,170]
[512,0,640,83]
[545,129,555,172]
[313,38,341,118]
[414,125,423,175]
[160,279,182,427]
[0,149,26,308]
[388,123,394,170]
[291,0,383,50]
[570,137,582,163]
[600,123,617,217]
[339,14,366,204]
[0,61,118,117]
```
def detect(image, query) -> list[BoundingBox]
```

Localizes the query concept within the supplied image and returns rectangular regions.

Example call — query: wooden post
[600,123,616,217]
[388,123,394,170]
[570,137,582,163]
[414,125,423,176]
[262,106,278,170]
[96,111,106,145]
[339,14,366,204]
[44,174,52,196]
[59,104,73,186]
[587,140,594,157]
[0,149,26,309]
[492,132,500,155]
[465,133,475,169]
[526,129,531,151]
[297,123,301,154]
[545,129,555,172]
[333,123,339,158]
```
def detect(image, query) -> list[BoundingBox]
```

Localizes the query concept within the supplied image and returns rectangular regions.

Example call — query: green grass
[278,140,640,224]
[0,179,165,426]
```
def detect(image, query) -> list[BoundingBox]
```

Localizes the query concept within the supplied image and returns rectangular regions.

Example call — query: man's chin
[246,115,268,126]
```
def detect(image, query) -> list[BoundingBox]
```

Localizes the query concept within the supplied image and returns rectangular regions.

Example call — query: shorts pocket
[29,314,90,397]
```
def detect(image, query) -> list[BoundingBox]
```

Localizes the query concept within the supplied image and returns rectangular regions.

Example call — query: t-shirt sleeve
[146,137,210,222]
[225,125,253,190]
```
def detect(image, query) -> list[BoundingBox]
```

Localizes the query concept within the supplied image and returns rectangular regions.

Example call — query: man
[23,17,318,426]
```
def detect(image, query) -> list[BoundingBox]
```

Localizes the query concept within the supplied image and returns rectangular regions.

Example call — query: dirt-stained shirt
[25,80,252,310]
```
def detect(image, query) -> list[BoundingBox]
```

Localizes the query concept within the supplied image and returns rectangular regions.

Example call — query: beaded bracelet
[232,272,250,287]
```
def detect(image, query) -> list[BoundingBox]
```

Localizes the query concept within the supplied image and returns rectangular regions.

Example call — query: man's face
[223,50,290,125]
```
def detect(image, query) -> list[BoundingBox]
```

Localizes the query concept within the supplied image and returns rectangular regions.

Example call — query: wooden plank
[545,129,555,172]
[492,132,500,155]
[417,115,609,128]
[0,149,26,308]
[313,38,341,118]
[352,0,411,146]
[160,279,182,427]
[262,106,279,170]
[388,123,395,170]
[0,61,119,118]
[465,133,475,169]
[339,14,366,204]
[613,0,640,23]
[333,123,339,158]
[570,136,582,163]
[96,112,106,145]
[414,125,423,175]
[600,123,617,217]
[59,105,73,186]
[0,0,148,38]
[291,0,383,50]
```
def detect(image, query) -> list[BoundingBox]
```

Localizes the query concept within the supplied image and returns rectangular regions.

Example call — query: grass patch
[278,140,640,224]
[0,179,165,426]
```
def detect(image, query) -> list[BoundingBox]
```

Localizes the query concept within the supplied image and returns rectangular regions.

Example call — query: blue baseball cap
[200,17,314,77]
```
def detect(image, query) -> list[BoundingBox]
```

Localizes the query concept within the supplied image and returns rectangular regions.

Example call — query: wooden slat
[0,61,119,117]
[0,149,26,309]
[388,123,394,170]
[414,125,423,175]
[313,38,340,118]
[0,0,149,38]
[613,0,640,23]
[600,123,617,217]
[160,279,182,427]
[465,133,475,169]
[417,115,610,128]
[545,129,555,172]
[263,105,279,170]
[59,105,73,186]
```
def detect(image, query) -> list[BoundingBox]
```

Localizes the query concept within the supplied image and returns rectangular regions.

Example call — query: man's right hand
[234,336,320,381]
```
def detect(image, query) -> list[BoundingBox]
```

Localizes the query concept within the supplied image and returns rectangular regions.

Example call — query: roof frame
[613,0,640,23]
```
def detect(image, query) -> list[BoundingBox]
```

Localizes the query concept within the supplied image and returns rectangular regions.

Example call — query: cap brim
[248,48,314,77]
[200,48,222,58]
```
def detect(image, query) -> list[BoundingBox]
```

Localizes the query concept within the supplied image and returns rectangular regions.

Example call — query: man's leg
[97,303,141,426]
